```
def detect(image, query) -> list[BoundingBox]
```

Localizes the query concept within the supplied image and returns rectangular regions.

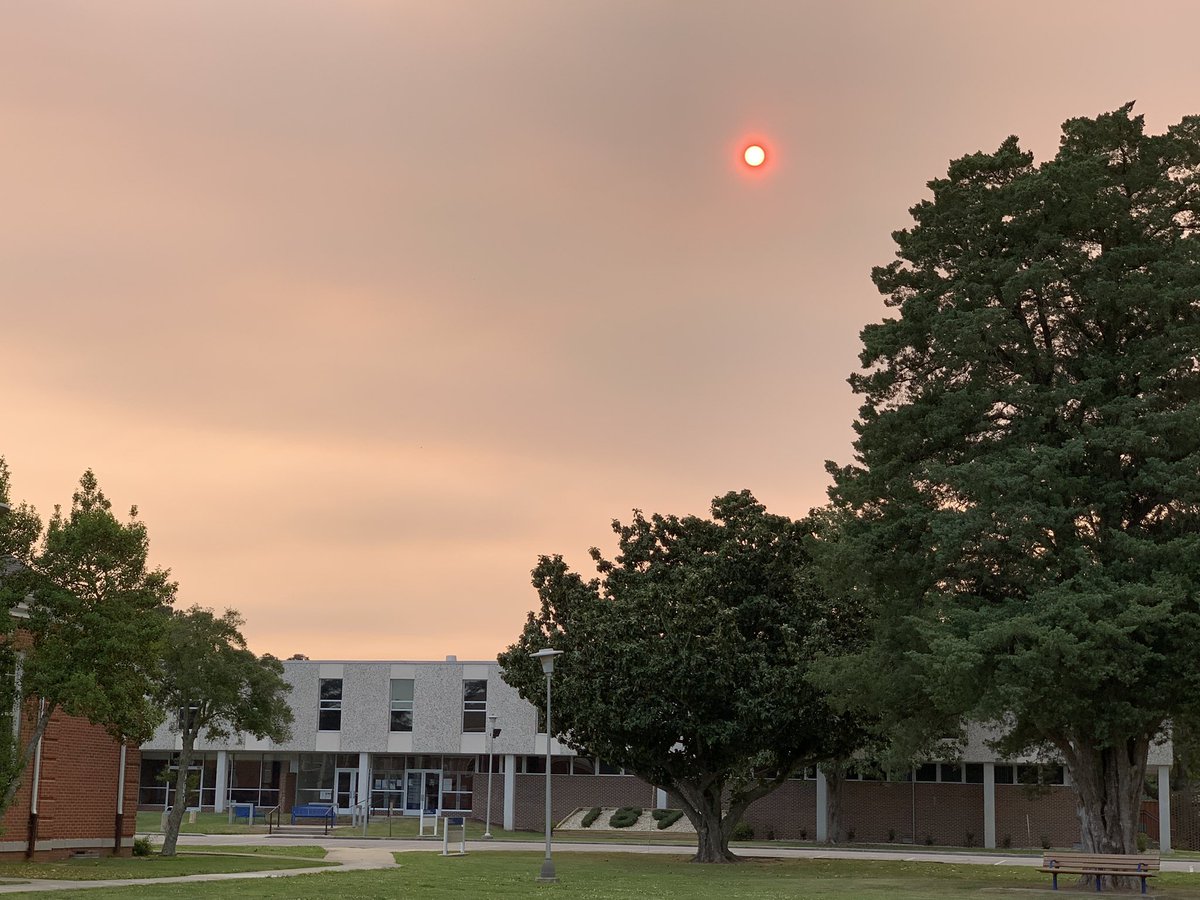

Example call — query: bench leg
[1141,876,1147,895]
[1094,873,1101,892]
[1051,872,1058,891]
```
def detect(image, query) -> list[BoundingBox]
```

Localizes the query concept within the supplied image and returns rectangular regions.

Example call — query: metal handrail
[263,806,281,835]
[350,796,372,836]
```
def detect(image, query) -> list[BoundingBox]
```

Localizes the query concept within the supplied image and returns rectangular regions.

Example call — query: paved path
[0,834,1195,893]
[162,832,1200,872]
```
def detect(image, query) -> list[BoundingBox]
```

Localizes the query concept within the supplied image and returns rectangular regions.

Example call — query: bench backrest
[1043,851,1161,873]
[294,804,335,818]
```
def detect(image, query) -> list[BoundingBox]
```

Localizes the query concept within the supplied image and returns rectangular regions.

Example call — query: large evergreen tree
[827,106,1200,856]
[499,491,868,863]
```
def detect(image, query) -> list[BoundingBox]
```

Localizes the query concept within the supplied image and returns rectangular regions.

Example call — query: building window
[965,763,985,784]
[390,679,414,732]
[524,755,546,774]
[462,679,487,733]
[319,678,343,731]
[940,763,962,783]
[915,763,938,782]
[994,764,1015,784]
[176,704,200,732]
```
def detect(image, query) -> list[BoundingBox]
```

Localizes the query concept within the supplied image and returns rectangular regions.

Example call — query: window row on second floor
[317,678,492,734]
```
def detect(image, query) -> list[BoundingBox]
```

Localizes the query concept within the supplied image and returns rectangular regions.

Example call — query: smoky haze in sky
[2,1,1198,659]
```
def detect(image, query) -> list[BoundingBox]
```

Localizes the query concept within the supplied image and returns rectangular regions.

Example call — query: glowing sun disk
[744,144,766,167]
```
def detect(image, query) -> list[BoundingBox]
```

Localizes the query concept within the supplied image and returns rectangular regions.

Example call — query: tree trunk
[826,768,844,843]
[669,783,742,863]
[160,732,197,857]
[0,700,54,815]
[1058,733,1150,890]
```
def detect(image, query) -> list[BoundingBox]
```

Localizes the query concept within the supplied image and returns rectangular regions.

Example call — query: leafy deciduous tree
[0,465,174,817]
[499,491,868,863]
[156,605,293,856]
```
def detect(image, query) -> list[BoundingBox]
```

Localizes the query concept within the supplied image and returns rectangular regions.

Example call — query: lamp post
[531,648,563,883]
[483,713,498,839]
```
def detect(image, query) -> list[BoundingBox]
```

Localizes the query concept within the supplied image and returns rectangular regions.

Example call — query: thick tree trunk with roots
[670,780,759,863]
[1057,733,1151,890]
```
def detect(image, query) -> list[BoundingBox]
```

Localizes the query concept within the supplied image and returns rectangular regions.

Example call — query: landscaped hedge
[651,809,684,829]
[581,807,602,828]
[609,806,643,828]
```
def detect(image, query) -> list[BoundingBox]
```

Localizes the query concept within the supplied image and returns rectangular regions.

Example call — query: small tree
[499,490,868,863]
[0,466,173,816]
[156,605,293,856]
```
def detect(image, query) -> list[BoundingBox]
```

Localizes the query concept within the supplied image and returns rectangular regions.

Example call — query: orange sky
[3,1,1198,660]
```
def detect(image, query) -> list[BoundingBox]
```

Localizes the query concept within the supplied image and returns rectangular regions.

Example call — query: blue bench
[291,804,337,826]
[231,803,255,823]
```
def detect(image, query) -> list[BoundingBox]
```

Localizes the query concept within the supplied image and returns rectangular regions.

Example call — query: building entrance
[404,770,441,815]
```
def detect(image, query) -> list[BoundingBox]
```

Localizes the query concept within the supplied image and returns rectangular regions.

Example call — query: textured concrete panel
[340,663,390,751]
[413,663,465,753]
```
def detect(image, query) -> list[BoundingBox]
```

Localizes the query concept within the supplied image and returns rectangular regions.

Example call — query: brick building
[0,703,138,860]
[138,656,1178,849]
[0,557,140,860]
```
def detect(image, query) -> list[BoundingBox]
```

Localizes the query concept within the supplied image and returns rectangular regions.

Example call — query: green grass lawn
[0,847,331,882]
[0,851,1195,899]
[135,810,266,835]
[175,845,327,859]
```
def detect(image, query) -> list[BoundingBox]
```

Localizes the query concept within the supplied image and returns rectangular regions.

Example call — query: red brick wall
[744,780,817,840]
[994,784,1079,849]
[1171,789,1200,851]
[506,774,657,831]
[0,705,139,860]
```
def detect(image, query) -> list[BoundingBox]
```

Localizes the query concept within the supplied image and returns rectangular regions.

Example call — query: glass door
[335,769,358,813]
[404,769,443,815]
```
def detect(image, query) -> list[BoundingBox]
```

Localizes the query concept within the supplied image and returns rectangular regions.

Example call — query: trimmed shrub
[581,807,602,828]
[132,837,154,857]
[652,809,684,829]
[609,806,642,828]
[731,822,754,841]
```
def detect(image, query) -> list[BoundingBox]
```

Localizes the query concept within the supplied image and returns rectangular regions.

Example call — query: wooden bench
[1040,850,1160,894]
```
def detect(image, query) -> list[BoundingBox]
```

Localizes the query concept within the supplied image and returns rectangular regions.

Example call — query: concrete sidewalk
[0,846,396,894]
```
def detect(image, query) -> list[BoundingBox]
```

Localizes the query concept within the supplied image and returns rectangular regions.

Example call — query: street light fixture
[483,713,498,839]
[530,648,563,883]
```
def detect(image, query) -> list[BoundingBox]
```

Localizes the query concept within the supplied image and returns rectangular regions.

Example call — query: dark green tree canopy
[0,463,175,819]
[827,106,1200,855]
[27,469,174,743]
[500,490,868,862]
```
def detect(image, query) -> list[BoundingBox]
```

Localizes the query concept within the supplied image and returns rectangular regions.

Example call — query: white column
[1158,765,1171,853]
[815,768,828,843]
[503,754,516,831]
[213,751,228,813]
[358,752,371,808]
[983,762,996,849]
[656,788,667,809]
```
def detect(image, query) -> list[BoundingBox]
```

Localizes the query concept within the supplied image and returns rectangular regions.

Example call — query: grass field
[0,847,330,883]
[0,851,1196,899]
